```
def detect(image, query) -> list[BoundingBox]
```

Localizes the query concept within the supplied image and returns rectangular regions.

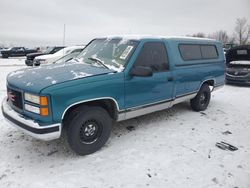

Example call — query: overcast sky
[0,0,249,47]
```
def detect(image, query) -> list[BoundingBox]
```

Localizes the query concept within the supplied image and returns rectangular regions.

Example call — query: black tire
[2,54,8,58]
[66,106,112,155]
[190,84,211,111]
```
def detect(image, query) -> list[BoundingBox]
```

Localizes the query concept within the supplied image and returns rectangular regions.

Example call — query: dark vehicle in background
[226,45,250,85]
[1,47,37,58]
[223,43,237,54]
[25,46,65,66]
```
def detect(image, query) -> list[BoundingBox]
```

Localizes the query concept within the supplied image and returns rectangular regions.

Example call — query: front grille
[7,87,23,110]
[227,70,249,76]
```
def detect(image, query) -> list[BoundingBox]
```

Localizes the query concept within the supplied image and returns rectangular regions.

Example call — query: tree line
[188,17,250,46]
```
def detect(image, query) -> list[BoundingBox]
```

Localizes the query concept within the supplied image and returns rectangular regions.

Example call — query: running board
[117,93,197,121]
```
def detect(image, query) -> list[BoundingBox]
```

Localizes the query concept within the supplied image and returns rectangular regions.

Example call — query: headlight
[24,93,48,105]
[24,104,40,114]
[34,59,46,65]
[24,93,39,104]
[24,104,49,116]
[38,59,46,64]
[24,93,49,116]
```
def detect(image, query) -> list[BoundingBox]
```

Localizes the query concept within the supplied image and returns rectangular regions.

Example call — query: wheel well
[202,80,215,90]
[204,80,215,86]
[63,99,118,122]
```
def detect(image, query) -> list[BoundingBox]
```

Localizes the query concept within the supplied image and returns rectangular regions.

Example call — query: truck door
[13,47,24,56]
[125,41,174,109]
[17,48,25,56]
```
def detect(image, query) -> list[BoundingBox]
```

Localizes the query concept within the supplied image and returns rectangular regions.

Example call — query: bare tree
[191,32,206,38]
[228,36,236,45]
[208,30,229,44]
[234,17,250,45]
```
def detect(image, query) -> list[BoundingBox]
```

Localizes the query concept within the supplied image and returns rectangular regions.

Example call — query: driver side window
[134,42,169,72]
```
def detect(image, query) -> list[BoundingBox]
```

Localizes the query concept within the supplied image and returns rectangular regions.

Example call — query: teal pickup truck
[2,36,225,155]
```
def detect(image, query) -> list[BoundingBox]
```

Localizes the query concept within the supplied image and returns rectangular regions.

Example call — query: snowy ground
[0,58,249,188]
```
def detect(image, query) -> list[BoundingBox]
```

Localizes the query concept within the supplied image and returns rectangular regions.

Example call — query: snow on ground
[0,58,249,188]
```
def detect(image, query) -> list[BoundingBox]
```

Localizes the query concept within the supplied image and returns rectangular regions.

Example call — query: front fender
[41,73,125,123]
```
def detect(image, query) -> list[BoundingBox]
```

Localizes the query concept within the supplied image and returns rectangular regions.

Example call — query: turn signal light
[40,108,49,116]
[40,96,48,106]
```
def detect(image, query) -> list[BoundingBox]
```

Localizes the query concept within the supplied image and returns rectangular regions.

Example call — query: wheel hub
[200,93,207,106]
[79,120,101,144]
[84,124,96,136]
[200,93,205,101]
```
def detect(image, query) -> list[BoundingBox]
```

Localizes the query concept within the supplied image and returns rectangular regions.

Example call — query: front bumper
[226,74,250,86]
[1,97,61,141]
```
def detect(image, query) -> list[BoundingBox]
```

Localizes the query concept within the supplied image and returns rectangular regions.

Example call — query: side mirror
[130,66,153,77]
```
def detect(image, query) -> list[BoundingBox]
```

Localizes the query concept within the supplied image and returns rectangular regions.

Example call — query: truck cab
[1,47,37,58]
[2,36,225,155]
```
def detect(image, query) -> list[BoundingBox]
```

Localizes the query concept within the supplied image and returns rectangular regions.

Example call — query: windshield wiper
[88,57,110,70]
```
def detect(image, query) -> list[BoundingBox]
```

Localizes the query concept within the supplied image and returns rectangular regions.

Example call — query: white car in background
[34,46,85,65]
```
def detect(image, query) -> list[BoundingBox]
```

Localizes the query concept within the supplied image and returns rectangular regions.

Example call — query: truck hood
[26,52,45,58]
[7,62,114,93]
[1,49,11,52]
[35,53,58,60]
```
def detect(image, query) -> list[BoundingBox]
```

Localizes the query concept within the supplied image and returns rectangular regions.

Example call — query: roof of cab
[99,35,217,42]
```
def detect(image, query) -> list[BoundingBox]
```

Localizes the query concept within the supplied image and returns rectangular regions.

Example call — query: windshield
[75,38,138,72]
[44,47,54,53]
[54,51,82,64]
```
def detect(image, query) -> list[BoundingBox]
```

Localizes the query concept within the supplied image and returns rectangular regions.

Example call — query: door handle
[167,77,174,81]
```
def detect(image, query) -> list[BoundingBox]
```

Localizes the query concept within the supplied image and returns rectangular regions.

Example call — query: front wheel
[66,106,112,155]
[2,54,8,58]
[190,84,211,111]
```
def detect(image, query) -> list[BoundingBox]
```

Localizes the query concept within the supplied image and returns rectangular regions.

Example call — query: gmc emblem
[7,92,15,102]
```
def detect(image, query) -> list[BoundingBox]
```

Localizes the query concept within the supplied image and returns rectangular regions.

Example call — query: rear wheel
[190,84,211,111]
[66,106,112,155]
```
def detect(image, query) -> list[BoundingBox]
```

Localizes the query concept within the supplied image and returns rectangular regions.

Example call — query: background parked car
[226,45,250,85]
[25,46,65,66]
[53,47,85,64]
[34,46,85,65]
[1,47,37,58]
